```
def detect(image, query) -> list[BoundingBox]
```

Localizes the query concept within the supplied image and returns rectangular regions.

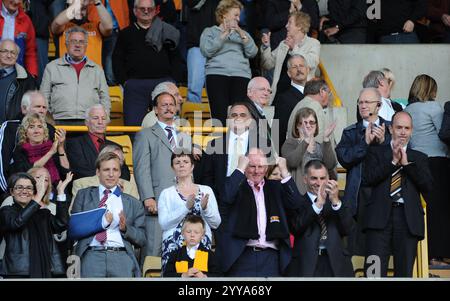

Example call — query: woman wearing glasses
[281,107,337,194]
[200,0,257,125]
[0,172,69,278]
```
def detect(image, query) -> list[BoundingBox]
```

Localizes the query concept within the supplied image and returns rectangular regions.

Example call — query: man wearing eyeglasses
[0,0,38,78]
[40,26,110,125]
[335,87,391,256]
[0,39,36,124]
[51,0,113,67]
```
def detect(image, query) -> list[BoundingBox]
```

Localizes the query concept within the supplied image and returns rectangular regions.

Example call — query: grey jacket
[200,25,257,78]
[40,56,110,120]
[71,187,146,277]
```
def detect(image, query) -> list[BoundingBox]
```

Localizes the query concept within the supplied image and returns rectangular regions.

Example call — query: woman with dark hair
[0,172,69,278]
[404,74,450,266]
[281,107,337,194]
[158,150,221,272]
[9,113,70,188]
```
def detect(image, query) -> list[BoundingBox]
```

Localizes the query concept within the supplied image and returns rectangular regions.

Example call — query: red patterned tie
[95,189,110,244]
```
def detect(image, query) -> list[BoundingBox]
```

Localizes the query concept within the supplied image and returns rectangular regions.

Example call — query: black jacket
[287,194,355,277]
[438,101,450,147]
[66,134,131,180]
[362,145,432,239]
[2,65,36,123]
[273,86,304,149]
[326,0,367,30]
[163,244,222,277]
[186,0,219,49]
[26,0,53,39]
[0,199,68,277]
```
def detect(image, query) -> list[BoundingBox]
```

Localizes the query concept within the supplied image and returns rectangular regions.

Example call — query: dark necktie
[318,212,328,247]
[95,189,110,244]
[165,126,176,150]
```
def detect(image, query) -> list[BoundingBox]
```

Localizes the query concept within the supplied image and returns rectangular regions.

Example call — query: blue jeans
[36,37,48,86]
[379,32,419,44]
[102,29,119,86]
[187,47,206,103]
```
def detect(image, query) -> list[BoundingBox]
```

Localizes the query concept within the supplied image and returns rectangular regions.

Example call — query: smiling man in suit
[71,151,146,277]
[363,111,432,277]
[66,104,130,181]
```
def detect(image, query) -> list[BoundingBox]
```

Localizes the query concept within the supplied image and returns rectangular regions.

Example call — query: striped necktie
[390,167,403,201]
[318,212,328,247]
[165,126,176,150]
[95,189,110,244]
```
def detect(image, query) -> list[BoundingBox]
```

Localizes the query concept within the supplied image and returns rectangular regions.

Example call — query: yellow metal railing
[56,126,228,134]
[319,61,342,107]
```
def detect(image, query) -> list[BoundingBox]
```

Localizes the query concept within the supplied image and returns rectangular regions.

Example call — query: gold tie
[230,137,243,175]
[390,167,402,200]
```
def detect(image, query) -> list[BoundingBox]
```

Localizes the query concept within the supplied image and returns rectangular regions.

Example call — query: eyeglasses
[254,87,272,94]
[288,65,306,70]
[301,120,317,126]
[230,112,249,118]
[0,49,18,56]
[136,6,155,13]
[13,185,34,192]
[358,100,379,106]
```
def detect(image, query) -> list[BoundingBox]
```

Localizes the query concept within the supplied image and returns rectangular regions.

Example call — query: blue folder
[68,207,106,240]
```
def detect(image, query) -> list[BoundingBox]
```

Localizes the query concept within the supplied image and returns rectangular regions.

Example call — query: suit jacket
[132,123,176,202]
[439,101,450,147]
[66,133,130,180]
[216,170,301,274]
[273,86,305,149]
[70,186,146,277]
[287,194,355,277]
[362,144,432,239]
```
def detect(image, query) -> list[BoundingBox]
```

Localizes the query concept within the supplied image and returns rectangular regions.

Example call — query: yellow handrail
[56,126,228,134]
[319,61,342,107]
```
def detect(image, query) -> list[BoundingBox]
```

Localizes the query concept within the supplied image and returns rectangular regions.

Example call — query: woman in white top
[404,74,450,266]
[158,151,221,271]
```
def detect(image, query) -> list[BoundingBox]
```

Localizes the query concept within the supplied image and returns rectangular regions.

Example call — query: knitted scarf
[21,141,60,184]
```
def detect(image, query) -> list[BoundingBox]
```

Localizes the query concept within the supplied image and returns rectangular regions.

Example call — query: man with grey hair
[0,90,53,195]
[50,0,113,67]
[141,81,183,128]
[66,104,130,180]
[40,26,110,125]
[273,54,308,148]
[0,39,36,124]
[359,70,403,122]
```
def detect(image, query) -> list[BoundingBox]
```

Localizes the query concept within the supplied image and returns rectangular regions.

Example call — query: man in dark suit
[336,88,391,255]
[287,160,354,277]
[66,104,130,181]
[273,54,307,149]
[245,77,273,142]
[363,111,432,277]
[216,148,300,276]
[71,151,146,277]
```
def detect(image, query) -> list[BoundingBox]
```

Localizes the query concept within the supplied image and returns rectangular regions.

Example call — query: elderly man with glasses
[40,25,110,125]
[0,39,36,124]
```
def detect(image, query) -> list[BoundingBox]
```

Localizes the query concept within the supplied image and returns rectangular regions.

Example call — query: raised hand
[372,123,386,144]
[365,123,376,145]
[237,155,250,171]
[119,210,127,232]
[261,32,271,47]
[325,180,339,204]
[57,171,73,195]
[324,121,337,141]
[200,193,209,210]
[186,194,196,210]
[316,181,327,209]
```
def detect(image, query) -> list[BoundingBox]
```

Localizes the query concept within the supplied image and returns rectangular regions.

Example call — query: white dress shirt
[1,5,17,41]
[187,243,200,260]
[90,185,125,247]
[291,82,304,94]
[157,120,178,146]
[378,97,396,122]
[227,130,249,176]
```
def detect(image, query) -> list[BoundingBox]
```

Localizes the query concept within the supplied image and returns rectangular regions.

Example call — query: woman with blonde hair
[261,11,320,102]
[281,107,337,194]
[9,113,69,187]
[404,74,450,266]
[200,0,257,124]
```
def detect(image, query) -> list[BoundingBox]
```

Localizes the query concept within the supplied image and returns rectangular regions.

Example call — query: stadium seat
[109,86,124,126]
[106,135,133,173]
[143,256,162,277]
[180,101,211,127]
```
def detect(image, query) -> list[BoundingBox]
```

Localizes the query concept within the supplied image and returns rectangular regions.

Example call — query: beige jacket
[261,35,320,104]
[40,56,110,120]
